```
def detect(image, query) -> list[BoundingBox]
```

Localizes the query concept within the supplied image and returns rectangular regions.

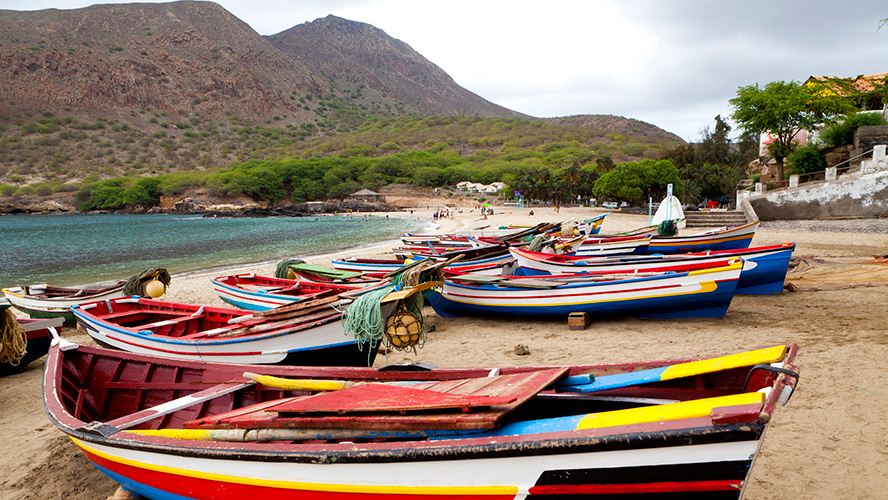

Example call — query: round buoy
[287,269,297,280]
[145,279,166,298]
[384,310,422,349]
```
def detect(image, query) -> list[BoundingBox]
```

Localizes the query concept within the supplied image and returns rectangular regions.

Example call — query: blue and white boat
[510,242,795,295]
[427,261,743,319]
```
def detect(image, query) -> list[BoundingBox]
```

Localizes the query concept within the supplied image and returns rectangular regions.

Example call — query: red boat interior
[54,345,795,444]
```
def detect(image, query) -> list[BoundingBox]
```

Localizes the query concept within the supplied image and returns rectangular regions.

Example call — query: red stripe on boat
[528,479,742,494]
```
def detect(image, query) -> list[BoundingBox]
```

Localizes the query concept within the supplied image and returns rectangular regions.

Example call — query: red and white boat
[43,341,799,500]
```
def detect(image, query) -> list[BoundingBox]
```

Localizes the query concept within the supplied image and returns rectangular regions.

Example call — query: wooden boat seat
[140,314,207,334]
[176,323,243,340]
[97,310,174,324]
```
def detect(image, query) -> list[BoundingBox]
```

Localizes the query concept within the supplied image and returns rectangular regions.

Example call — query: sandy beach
[2,206,887,500]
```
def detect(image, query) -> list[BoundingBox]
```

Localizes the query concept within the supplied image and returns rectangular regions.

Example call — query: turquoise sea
[0,213,430,290]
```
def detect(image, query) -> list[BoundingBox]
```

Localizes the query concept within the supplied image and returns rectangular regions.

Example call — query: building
[347,189,386,203]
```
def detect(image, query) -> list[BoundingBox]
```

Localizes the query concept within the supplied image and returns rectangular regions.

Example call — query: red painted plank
[185,368,569,431]
[270,384,518,414]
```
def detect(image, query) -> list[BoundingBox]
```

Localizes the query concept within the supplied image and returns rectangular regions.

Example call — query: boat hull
[512,243,795,295]
[646,222,760,254]
[427,263,742,319]
[2,285,126,326]
[72,297,376,366]
[211,274,364,312]
[71,433,762,500]
[0,316,63,376]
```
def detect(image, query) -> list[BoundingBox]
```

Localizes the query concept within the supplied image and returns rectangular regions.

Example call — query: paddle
[558,345,788,393]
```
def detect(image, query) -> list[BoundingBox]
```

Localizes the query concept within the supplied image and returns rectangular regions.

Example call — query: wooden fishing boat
[2,269,169,326]
[427,261,743,319]
[646,221,760,254]
[283,263,386,285]
[333,247,515,276]
[0,304,64,376]
[511,242,796,295]
[332,256,411,274]
[71,296,379,366]
[43,340,799,499]
[572,234,653,257]
[211,273,376,311]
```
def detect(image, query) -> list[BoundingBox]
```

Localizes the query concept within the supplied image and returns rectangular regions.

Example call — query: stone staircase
[683,210,749,228]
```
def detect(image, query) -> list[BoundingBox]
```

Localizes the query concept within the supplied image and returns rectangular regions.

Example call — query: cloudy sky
[3,0,887,141]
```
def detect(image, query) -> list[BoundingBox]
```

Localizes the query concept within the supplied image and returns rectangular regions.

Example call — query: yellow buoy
[145,279,166,298]
[384,309,422,349]
[287,269,297,280]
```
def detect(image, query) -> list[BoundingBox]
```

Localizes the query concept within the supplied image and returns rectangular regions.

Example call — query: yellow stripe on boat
[445,279,720,309]
[71,437,519,496]
[577,392,765,430]
[661,345,786,380]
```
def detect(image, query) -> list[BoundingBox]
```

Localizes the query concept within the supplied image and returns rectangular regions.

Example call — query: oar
[558,345,788,393]
[78,380,255,437]
[242,372,355,391]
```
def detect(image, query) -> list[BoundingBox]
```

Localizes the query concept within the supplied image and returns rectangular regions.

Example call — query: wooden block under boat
[568,312,591,330]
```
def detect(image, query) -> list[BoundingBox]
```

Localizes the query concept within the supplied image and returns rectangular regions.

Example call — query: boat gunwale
[72,298,344,347]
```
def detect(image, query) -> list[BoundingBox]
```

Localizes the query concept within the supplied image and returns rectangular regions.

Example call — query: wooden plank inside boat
[184,367,569,431]
[271,384,518,413]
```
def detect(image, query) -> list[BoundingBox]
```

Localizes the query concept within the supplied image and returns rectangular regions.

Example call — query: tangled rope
[527,234,550,252]
[0,309,27,367]
[657,219,678,237]
[274,259,306,279]
[341,284,396,365]
[342,267,432,365]
[122,268,171,297]
[394,259,443,287]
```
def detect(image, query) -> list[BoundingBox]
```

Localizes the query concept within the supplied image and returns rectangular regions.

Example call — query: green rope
[342,281,429,365]
[657,219,678,237]
[122,268,171,297]
[274,259,306,279]
[342,284,396,365]
[527,234,549,252]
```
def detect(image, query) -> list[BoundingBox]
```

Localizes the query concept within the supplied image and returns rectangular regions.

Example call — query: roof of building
[807,72,888,95]
[349,189,382,196]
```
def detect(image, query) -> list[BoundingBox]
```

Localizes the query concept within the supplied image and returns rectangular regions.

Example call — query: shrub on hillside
[820,112,887,149]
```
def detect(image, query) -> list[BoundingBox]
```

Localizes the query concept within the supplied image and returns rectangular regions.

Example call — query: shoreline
[2,206,888,499]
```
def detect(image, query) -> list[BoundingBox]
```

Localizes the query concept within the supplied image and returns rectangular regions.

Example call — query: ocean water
[0,213,431,289]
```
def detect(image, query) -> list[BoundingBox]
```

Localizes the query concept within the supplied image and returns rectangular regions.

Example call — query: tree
[592,159,683,204]
[696,115,732,166]
[729,80,853,182]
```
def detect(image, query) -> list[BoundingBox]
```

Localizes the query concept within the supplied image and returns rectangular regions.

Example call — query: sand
[2,207,887,500]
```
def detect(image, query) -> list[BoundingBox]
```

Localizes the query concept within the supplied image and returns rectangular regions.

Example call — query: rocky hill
[0,1,683,190]
[541,115,684,143]
[267,15,527,119]
[0,2,326,124]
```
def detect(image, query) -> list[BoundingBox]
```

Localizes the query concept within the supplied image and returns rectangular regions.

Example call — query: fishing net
[122,268,172,297]
[342,267,432,365]
[394,259,443,287]
[658,219,678,237]
[274,259,306,279]
[0,309,27,367]
[527,234,550,252]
